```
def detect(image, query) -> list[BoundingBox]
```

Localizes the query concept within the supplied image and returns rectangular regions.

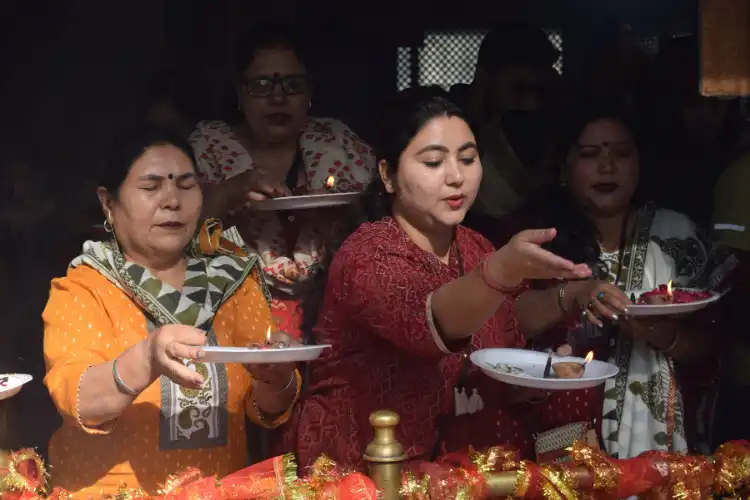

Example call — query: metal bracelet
[112,358,139,397]
[252,373,296,422]
[276,372,296,393]
[651,329,680,354]
[557,283,569,313]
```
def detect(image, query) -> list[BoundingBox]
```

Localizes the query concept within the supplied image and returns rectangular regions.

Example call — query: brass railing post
[363,410,406,500]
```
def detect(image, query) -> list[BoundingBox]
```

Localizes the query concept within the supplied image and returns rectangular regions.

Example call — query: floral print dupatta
[600,205,708,458]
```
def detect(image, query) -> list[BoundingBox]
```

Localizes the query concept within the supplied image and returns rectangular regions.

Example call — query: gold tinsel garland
[2,441,750,499]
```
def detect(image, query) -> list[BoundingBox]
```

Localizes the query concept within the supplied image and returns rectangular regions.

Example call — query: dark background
[0,0,701,455]
[0,0,698,174]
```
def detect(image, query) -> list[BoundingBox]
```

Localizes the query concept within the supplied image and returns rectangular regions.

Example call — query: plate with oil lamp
[201,345,331,364]
[201,327,331,364]
[253,192,360,212]
[252,176,361,211]
[470,349,618,390]
[626,280,720,318]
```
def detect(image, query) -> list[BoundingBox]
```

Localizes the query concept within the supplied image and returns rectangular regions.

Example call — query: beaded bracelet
[481,258,524,295]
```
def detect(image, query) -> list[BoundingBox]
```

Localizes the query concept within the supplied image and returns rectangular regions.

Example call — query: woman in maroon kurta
[293,88,592,470]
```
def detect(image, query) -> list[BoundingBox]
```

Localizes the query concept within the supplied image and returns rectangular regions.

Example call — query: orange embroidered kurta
[43,266,299,498]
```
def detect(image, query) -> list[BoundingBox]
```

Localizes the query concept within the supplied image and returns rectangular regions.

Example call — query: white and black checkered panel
[396,46,412,91]
[545,30,564,74]
[417,29,487,90]
[396,28,564,90]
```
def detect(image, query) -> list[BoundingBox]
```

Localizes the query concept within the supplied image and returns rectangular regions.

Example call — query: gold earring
[103,211,113,233]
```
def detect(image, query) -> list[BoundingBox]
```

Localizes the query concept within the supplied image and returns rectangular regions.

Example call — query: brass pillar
[363,410,406,500]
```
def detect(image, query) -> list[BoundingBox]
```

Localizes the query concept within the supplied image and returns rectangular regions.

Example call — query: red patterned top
[294,218,535,470]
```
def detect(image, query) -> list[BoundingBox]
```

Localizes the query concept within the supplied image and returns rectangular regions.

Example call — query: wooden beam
[700,0,750,96]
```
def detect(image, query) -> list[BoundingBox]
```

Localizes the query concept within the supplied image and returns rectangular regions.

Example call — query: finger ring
[597,292,606,300]
[611,313,619,322]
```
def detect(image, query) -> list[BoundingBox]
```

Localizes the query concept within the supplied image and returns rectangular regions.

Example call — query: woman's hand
[621,317,679,350]
[569,281,632,327]
[146,324,207,389]
[245,332,297,389]
[491,229,592,287]
[203,169,292,218]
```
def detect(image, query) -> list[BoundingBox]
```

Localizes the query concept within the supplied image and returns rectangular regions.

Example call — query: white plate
[626,288,721,317]
[253,193,360,211]
[201,345,331,364]
[470,349,618,390]
[0,374,33,401]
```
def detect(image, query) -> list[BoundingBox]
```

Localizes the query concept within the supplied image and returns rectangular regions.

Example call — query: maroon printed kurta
[294,217,535,470]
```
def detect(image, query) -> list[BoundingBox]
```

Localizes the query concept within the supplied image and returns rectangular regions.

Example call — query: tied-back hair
[300,86,467,343]
[100,123,196,196]
[522,99,643,280]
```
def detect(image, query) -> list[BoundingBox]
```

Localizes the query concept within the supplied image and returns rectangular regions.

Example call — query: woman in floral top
[190,23,375,338]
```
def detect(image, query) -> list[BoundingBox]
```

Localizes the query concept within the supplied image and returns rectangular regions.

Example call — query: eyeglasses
[242,74,309,97]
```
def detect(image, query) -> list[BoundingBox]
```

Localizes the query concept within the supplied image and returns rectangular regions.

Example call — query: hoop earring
[103,210,113,233]
[308,101,312,109]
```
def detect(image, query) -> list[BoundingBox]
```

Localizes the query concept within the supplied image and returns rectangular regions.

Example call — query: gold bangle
[557,283,569,313]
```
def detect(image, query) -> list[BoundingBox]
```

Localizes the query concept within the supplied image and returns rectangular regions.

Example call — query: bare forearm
[252,372,297,416]
[652,320,713,364]
[516,283,582,338]
[201,184,229,219]
[430,256,512,341]
[78,341,153,426]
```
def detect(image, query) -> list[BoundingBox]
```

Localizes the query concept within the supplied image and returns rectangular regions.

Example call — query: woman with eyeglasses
[190,23,375,339]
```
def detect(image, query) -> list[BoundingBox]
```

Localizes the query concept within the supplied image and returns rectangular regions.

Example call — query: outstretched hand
[491,228,592,287]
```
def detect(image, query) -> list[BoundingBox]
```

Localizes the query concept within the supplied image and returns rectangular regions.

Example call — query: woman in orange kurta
[43,126,300,498]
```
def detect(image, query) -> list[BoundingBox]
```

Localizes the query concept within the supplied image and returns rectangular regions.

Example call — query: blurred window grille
[396,28,563,90]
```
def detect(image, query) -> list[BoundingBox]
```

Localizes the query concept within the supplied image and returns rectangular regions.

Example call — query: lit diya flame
[264,325,288,349]
[325,176,335,189]
[552,352,593,379]
[667,280,673,302]
[584,351,594,365]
